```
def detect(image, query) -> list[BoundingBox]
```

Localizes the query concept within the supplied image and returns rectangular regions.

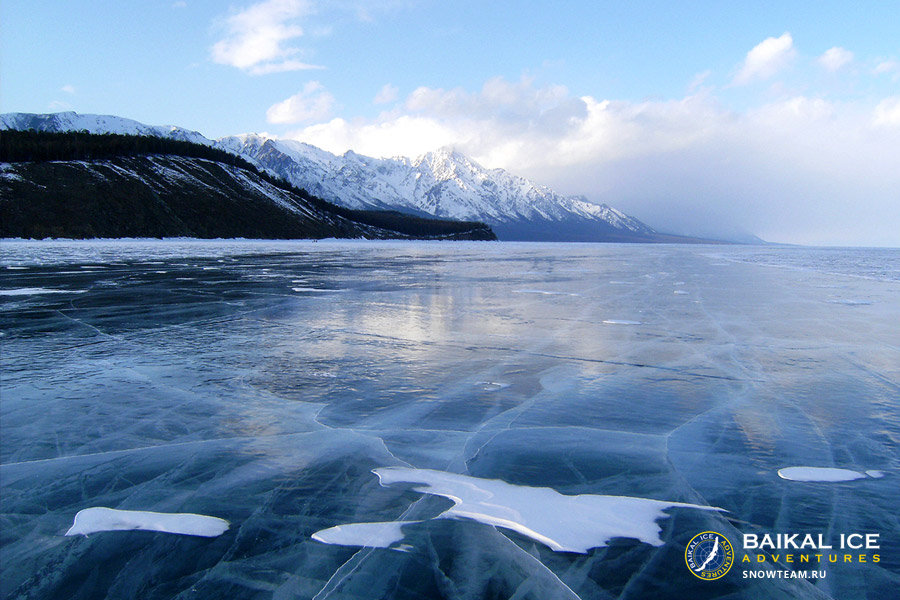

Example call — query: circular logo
[685,531,734,580]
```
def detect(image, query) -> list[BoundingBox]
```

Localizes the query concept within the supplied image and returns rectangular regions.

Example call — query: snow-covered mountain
[0,111,211,146]
[3,112,659,241]
[218,134,657,241]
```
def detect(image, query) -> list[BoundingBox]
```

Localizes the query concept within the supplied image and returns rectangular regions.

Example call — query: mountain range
[0,128,494,240]
[217,134,661,242]
[1,112,738,243]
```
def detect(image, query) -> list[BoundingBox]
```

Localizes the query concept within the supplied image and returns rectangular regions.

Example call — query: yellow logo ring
[685,531,734,580]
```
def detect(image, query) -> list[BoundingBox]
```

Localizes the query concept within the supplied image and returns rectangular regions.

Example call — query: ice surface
[1,240,898,600]
[65,507,229,537]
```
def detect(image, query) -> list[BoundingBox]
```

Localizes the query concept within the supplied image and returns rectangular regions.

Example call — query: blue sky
[3,1,899,244]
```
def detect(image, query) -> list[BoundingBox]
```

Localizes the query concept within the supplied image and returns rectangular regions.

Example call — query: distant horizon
[2,0,899,246]
[5,108,900,248]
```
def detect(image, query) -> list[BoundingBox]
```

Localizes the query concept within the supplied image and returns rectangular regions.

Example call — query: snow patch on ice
[514,289,580,297]
[477,381,511,391]
[777,467,867,482]
[312,468,721,554]
[826,299,872,306]
[0,288,85,296]
[65,507,229,537]
[312,521,414,550]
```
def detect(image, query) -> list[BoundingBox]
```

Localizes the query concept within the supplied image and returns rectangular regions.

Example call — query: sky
[2,0,899,245]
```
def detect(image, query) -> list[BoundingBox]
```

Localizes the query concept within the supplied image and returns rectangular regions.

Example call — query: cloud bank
[265,31,899,245]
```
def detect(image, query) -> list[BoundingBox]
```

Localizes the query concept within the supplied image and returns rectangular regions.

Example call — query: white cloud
[874,60,899,75]
[283,75,900,245]
[293,115,459,158]
[61,84,76,95]
[374,83,399,105]
[873,97,900,126]
[210,0,322,75]
[48,100,74,111]
[733,33,795,85]
[266,81,336,123]
[688,70,712,92]
[818,46,854,72]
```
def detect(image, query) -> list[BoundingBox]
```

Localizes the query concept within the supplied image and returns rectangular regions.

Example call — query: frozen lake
[1,240,898,599]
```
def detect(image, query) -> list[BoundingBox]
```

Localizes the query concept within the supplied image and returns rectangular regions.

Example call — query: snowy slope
[0,153,495,240]
[0,112,211,146]
[219,134,657,241]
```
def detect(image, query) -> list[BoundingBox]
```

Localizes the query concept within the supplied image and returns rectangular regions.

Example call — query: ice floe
[65,507,229,537]
[313,468,721,554]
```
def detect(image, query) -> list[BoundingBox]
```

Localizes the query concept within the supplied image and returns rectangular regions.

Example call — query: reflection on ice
[313,468,722,554]
[65,507,229,537]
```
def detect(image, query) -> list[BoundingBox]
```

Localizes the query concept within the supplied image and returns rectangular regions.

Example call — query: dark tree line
[1,129,260,170]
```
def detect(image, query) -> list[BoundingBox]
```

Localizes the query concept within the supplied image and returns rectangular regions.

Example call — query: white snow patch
[477,381,511,391]
[514,289,580,297]
[777,467,867,482]
[602,319,642,325]
[313,468,721,554]
[0,288,85,296]
[312,521,414,550]
[65,507,229,537]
